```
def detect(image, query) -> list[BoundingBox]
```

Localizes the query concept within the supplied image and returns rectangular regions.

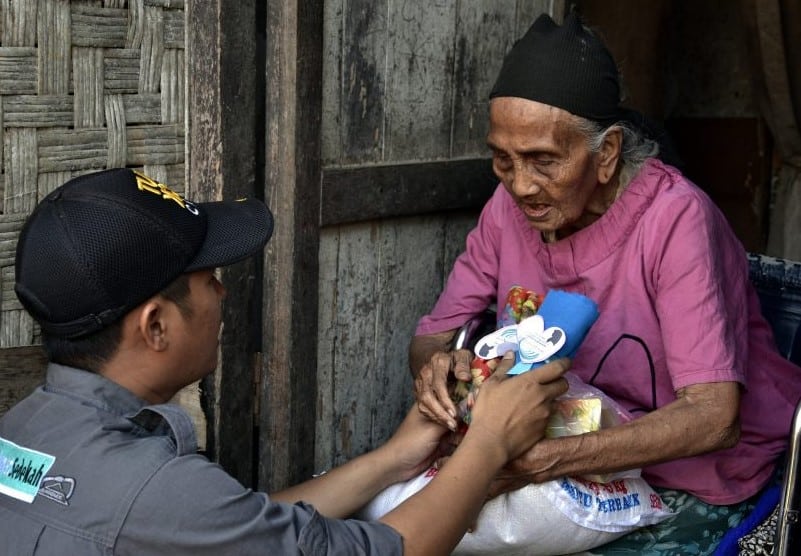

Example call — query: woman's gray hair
[573,116,660,187]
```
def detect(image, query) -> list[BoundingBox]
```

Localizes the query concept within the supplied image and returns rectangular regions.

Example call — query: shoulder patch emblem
[0,436,56,503]
[37,476,76,506]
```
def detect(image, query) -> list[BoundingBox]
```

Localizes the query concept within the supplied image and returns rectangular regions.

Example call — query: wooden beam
[320,158,497,226]
[187,0,262,486]
[260,0,323,491]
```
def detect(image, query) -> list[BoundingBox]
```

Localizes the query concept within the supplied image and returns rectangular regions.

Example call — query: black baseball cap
[14,168,273,339]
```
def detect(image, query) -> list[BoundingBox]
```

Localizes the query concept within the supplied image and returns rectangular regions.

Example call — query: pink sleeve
[415,186,505,336]
[647,189,749,390]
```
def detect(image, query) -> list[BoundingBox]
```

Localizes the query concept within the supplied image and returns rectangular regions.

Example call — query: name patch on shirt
[0,436,55,503]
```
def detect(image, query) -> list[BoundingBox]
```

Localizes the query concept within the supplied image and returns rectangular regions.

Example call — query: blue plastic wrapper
[507,289,600,375]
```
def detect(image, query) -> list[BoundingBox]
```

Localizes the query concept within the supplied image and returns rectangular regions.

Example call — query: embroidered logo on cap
[133,171,200,215]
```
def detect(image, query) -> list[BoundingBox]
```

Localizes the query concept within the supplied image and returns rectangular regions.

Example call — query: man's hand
[379,405,449,483]
[467,355,570,462]
[414,348,473,430]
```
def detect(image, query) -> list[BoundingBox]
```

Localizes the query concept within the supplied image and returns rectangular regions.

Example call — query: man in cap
[410,10,801,551]
[0,168,569,555]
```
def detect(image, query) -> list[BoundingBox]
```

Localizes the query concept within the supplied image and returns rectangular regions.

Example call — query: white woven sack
[358,467,673,556]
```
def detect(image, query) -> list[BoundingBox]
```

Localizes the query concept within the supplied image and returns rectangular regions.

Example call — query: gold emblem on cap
[133,170,200,215]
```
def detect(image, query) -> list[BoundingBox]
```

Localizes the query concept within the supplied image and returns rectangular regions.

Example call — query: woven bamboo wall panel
[0,0,187,347]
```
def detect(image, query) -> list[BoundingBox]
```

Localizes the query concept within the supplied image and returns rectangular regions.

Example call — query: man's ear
[597,127,623,184]
[137,299,169,352]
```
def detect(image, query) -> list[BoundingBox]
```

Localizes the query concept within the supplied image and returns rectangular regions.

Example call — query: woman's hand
[414,348,473,430]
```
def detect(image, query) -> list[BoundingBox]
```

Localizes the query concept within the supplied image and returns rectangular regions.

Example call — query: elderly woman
[409,11,801,554]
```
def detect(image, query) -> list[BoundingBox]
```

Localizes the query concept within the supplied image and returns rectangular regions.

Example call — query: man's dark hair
[43,273,193,372]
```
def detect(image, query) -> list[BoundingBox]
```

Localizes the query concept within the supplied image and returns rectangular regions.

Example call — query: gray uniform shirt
[0,364,403,555]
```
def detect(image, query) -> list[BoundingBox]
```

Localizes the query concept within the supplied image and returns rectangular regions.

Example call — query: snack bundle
[451,286,542,430]
[452,286,605,440]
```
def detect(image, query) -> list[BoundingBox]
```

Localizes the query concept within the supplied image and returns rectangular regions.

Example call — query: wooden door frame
[187,0,268,487]
[258,0,324,491]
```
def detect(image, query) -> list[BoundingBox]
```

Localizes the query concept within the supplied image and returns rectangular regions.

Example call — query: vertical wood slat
[187,0,264,486]
[384,1,456,161]
[317,213,480,469]
[36,0,70,96]
[104,94,127,167]
[315,229,338,470]
[451,0,518,158]
[261,0,323,491]
[327,224,380,464]
[140,5,164,93]
[72,47,105,127]
[1,0,37,47]
[4,128,37,214]
[321,0,389,165]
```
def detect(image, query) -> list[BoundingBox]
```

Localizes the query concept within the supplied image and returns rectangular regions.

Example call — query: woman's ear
[137,299,169,352]
[597,127,623,184]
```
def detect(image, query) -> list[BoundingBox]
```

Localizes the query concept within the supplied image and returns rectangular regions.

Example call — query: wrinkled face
[487,97,611,236]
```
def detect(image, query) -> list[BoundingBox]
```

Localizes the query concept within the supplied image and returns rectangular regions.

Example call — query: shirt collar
[44,362,148,417]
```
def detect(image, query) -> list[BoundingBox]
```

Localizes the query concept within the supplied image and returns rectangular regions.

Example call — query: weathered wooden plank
[323,0,390,165]
[384,1,456,161]
[451,1,518,158]
[320,0,344,164]
[320,158,496,226]
[260,0,324,492]
[371,218,444,443]
[442,210,481,289]
[0,346,47,416]
[188,0,262,478]
[315,213,477,469]
[315,229,340,470]
[328,223,380,464]
[163,162,184,189]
